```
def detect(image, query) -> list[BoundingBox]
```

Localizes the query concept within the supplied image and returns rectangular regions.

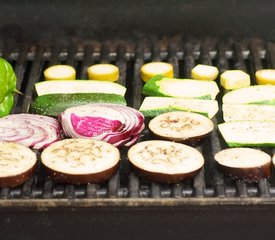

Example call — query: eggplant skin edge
[0,164,36,188]
[217,162,272,182]
[130,163,202,184]
[150,131,212,147]
[43,162,120,184]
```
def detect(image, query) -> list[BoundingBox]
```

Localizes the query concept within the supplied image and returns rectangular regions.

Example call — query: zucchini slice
[35,80,126,96]
[191,64,219,81]
[142,75,220,100]
[87,64,119,82]
[139,97,218,118]
[32,93,126,117]
[220,70,250,90]
[222,85,275,104]
[44,65,76,80]
[222,104,275,122]
[255,69,275,85]
[218,121,275,147]
[140,62,174,82]
[214,148,271,182]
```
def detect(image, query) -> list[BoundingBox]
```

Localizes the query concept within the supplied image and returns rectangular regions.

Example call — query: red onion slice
[0,114,61,150]
[61,103,144,147]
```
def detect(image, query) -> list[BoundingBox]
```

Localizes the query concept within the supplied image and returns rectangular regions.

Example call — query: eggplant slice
[0,142,37,187]
[128,140,204,183]
[149,111,214,146]
[214,148,272,182]
[41,138,120,184]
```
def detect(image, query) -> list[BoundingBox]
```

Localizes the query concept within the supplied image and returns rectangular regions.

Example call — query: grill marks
[0,39,274,199]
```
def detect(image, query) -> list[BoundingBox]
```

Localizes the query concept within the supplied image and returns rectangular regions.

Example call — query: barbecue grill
[1,1,275,239]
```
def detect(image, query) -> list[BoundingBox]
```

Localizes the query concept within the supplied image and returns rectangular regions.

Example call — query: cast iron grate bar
[80,44,94,79]
[266,42,275,68]
[0,39,275,200]
[116,43,127,86]
[183,42,195,78]
[233,43,246,71]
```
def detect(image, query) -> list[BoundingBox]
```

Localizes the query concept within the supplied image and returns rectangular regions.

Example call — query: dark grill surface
[1,37,275,202]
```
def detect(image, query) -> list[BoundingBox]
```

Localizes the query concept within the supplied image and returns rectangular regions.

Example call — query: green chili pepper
[0,58,18,117]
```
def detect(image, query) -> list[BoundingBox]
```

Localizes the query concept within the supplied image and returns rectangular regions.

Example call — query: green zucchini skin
[141,108,208,118]
[142,75,166,97]
[31,93,126,117]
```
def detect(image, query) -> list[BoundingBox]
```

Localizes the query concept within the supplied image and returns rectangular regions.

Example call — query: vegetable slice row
[0,114,61,150]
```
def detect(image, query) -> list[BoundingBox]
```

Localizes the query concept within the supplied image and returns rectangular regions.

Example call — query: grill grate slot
[0,38,275,201]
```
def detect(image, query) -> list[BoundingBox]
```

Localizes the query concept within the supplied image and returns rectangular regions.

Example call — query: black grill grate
[0,38,275,201]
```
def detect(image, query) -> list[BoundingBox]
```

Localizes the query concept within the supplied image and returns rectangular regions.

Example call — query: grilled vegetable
[255,69,275,85]
[191,64,219,81]
[128,140,204,183]
[87,64,119,81]
[61,103,144,147]
[218,121,275,147]
[41,139,120,184]
[0,114,61,150]
[149,111,214,146]
[0,142,37,187]
[222,85,275,104]
[32,93,126,117]
[0,58,19,117]
[220,70,250,90]
[139,97,218,118]
[35,80,126,96]
[214,148,271,182]
[222,104,275,122]
[142,75,219,100]
[44,65,76,80]
[140,62,174,82]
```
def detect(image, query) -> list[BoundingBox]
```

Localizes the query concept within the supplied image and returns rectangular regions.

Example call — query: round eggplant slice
[148,111,214,146]
[214,148,271,182]
[128,140,204,183]
[0,142,37,188]
[41,139,120,184]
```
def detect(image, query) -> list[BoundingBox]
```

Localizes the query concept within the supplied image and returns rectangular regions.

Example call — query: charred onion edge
[0,164,36,188]
[43,161,120,184]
